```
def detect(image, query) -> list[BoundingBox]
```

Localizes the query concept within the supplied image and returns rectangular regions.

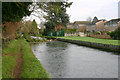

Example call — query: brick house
[73,21,91,32]
[104,18,120,31]
[66,23,74,29]
[54,24,64,31]
[95,19,107,31]
[86,23,96,32]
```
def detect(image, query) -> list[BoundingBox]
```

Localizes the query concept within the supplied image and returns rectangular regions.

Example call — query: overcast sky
[67,0,119,22]
[24,0,120,25]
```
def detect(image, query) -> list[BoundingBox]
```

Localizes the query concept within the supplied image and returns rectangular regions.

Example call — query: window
[105,25,107,27]
[113,23,117,27]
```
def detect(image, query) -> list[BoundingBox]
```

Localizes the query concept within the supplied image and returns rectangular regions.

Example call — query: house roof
[68,22,74,25]
[104,18,120,24]
[73,21,91,25]
[67,26,74,28]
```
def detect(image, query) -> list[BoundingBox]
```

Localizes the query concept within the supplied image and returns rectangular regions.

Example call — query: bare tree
[87,17,92,22]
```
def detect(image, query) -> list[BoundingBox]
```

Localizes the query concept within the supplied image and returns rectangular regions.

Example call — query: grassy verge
[20,39,50,78]
[57,36,119,46]
[2,40,19,78]
[0,56,2,80]
[2,39,49,78]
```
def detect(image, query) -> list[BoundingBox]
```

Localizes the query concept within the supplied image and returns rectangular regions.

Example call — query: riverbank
[2,39,49,78]
[53,36,120,53]
[57,36,119,45]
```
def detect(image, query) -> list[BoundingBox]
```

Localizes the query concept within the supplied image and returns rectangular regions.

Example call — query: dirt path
[13,44,23,78]
[1,53,15,57]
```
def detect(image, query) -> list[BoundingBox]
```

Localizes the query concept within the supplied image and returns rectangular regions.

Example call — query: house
[73,21,91,32]
[104,18,120,31]
[86,23,96,32]
[86,19,105,32]
[66,23,74,29]
[95,19,107,31]
[54,24,65,31]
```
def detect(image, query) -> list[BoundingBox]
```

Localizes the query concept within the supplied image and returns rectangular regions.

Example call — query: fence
[48,30,64,37]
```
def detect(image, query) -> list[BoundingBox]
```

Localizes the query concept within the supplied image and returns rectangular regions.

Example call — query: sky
[24,0,120,25]
[67,0,119,22]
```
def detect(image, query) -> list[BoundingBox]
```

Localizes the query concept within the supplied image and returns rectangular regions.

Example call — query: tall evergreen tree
[92,16,99,24]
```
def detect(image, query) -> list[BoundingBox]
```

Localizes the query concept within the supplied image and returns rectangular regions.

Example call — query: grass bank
[20,39,49,78]
[57,36,119,46]
[2,40,20,78]
[2,39,49,78]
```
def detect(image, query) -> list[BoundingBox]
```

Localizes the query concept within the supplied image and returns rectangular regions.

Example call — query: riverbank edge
[2,39,50,78]
[49,37,120,53]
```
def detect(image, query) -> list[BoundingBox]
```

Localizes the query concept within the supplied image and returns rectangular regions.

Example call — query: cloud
[67,0,119,22]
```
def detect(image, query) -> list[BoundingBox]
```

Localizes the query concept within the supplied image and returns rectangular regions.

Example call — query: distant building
[73,21,90,29]
[86,19,106,32]
[73,21,91,32]
[66,23,74,29]
[77,24,87,32]
[104,18,120,31]
[95,19,107,31]
[86,23,96,32]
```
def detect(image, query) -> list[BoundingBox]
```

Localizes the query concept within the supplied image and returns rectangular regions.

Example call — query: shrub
[109,27,120,40]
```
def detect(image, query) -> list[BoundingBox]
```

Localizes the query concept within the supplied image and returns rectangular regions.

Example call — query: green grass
[2,40,19,78]
[2,39,50,78]
[20,39,50,78]
[57,36,119,46]
[0,56,2,80]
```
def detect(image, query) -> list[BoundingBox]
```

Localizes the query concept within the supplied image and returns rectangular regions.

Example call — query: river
[30,41,118,78]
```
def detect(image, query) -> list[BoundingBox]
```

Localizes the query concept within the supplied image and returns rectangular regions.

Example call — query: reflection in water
[31,41,118,78]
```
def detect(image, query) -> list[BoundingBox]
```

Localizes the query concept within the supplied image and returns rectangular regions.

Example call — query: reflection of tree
[45,41,69,78]
[31,41,70,78]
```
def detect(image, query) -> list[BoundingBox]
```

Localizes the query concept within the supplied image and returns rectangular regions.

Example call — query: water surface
[31,41,118,78]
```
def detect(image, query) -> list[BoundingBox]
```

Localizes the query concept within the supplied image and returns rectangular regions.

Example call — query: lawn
[57,36,119,46]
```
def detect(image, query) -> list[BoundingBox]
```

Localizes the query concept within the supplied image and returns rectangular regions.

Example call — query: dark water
[30,41,118,78]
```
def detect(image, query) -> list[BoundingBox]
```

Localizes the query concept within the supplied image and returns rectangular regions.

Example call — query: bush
[109,27,120,40]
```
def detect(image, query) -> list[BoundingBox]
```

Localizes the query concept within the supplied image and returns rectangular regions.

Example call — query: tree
[17,20,38,35]
[30,19,38,34]
[92,16,99,24]
[39,2,72,35]
[108,27,120,40]
[18,20,33,34]
[2,2,32,23]
[87,17,92,22]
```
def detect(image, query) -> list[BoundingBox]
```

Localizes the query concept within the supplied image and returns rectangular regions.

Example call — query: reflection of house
[104,18,120,31]
[95,19,107,31]
[73,21,91,32]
